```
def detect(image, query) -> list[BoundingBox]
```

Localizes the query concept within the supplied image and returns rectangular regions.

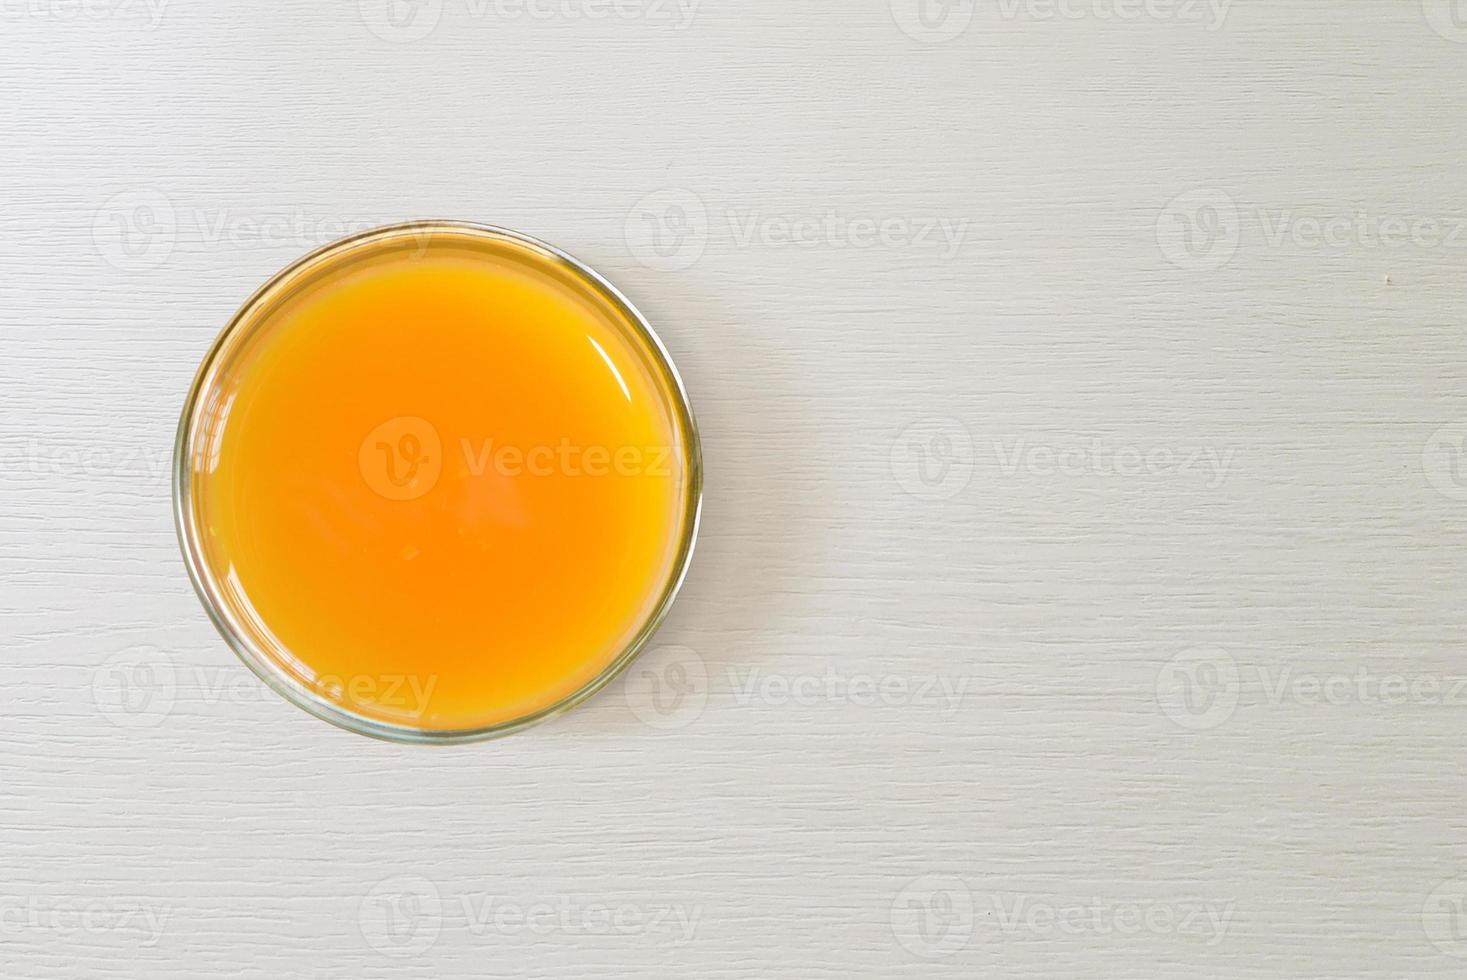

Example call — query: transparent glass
[173,222,702,744]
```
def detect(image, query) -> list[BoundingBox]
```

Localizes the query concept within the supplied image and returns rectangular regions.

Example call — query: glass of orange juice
[173,222,702,742]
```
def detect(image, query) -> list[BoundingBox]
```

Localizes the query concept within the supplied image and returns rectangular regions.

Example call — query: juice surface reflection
[189,231,691,732]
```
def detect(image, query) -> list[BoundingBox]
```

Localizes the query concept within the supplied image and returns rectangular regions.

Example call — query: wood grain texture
[4,1,1467,976]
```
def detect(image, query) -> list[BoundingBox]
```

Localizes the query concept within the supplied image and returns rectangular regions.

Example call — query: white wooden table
[5,2,1467,976]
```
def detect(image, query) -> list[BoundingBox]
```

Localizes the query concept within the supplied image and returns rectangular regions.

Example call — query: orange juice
[175,224,700,740]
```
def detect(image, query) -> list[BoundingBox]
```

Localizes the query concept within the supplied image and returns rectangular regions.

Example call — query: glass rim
[172,220,704,745]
